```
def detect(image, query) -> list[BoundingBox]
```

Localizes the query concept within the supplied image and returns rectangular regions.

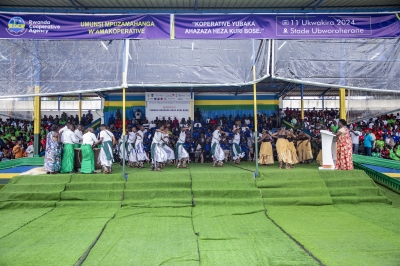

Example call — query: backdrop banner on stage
[174,13,400,39]
[0,13,170,39]
[1,13,399,40]
[145,92,190,121]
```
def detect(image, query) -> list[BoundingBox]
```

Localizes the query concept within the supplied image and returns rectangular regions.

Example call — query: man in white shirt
[135,109,142,124]
[60,124,79,173]
[349,126,361,154]
[98,124,115,174]
[74,125,83,147]
[25,144,34,158]
[194,121,202,128]
[59,124,69,143]
[80,127,99,174]
[149,121,156,129]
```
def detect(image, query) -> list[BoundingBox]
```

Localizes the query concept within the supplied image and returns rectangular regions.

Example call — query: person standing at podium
[335,119,353,170]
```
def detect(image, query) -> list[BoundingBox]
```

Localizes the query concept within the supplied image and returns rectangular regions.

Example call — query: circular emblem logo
[7,17,27,36]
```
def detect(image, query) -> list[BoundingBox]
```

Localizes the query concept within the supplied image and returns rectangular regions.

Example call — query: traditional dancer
[80,127,99,174]
[211,125,227,167]
[258,129,274,166]
[135,126,149,168]
[297,131,313,164]
[175,126,191,168]
[128,127,137,167]
[150,124,168,171]
[231,127,245,164]
[44,125,61,174]
[272,127,293,169]
[60,124,79,173]
[98,124,115,174]
[286,129,299,167]
[74,125,83,148]
[162,127,175,165]
[117,135,128,165]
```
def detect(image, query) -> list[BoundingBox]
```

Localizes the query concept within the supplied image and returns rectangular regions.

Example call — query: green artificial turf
[0,162,400,265]
[256,165,400,266]
[377,184,400,208]
[190,165,319,266]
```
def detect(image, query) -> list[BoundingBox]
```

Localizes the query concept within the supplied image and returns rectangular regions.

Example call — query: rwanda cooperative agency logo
[7,17,27,36]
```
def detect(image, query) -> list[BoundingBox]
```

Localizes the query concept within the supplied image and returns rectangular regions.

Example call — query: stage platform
[0,162,400,265]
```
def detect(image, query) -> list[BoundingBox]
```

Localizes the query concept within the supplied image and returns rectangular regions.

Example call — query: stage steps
[60,174,125,201]
[321,170,391,205]
[257,169,333,206]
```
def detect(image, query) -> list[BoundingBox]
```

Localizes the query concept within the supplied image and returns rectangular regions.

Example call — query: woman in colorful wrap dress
[44,125,61,174]
[335,119,353,170]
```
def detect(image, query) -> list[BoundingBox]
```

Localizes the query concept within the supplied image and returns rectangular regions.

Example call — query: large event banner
[0,13,170,39]
[174,14,400,39]
[145,92,191,122]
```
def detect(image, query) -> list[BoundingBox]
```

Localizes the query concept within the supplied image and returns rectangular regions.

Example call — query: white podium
[319,130,337,170]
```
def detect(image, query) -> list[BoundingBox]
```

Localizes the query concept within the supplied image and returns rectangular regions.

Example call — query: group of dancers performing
[44,123,116,174]
[44,120,329,174]
[258,127,314,169]
[119,124,243,171]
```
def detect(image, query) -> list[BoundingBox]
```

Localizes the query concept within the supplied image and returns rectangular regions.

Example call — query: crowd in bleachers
[0,111,94,161]
[2,106,400,163]
[280,107,400,160]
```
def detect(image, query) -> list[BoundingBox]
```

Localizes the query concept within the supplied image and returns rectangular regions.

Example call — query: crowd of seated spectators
[281,107,400,161]
[3,106,399,163]
[0,110,94,161]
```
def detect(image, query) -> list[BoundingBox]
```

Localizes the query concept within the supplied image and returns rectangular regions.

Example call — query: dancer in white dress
[117,134,128,166]
[231,128,245,164]
[211,125,228,167]
[162,128,175,165]
[135,125,149,168]
[98,124,115,174]
[150,124,168,171]
[175,126,191,168]
[127,127,137,167]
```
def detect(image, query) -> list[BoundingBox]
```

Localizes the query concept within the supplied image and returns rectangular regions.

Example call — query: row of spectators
[42,111,94,127]
[3,106,400,163]
[0,110,94,161]
[281,107,400,160]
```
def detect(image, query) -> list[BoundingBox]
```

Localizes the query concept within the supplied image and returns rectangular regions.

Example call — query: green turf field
[0,162,399,265]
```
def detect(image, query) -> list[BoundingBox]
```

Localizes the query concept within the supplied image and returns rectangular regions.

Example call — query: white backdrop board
[145,92,191,122]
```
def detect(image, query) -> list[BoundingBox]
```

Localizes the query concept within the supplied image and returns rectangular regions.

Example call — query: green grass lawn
[0,162,399,265]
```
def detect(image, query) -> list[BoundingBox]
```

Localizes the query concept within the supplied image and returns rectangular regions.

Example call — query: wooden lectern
[319,130,337,170]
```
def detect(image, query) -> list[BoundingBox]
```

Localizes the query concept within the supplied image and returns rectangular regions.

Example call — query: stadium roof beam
[313,0,325,10]
[319,87,333,97]
[279,83,298,98]
[68,0,87,10]
[95,91,105,98]
[301,0,318,10]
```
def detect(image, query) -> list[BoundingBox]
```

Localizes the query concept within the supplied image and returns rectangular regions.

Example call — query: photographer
[12,140,26,159]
